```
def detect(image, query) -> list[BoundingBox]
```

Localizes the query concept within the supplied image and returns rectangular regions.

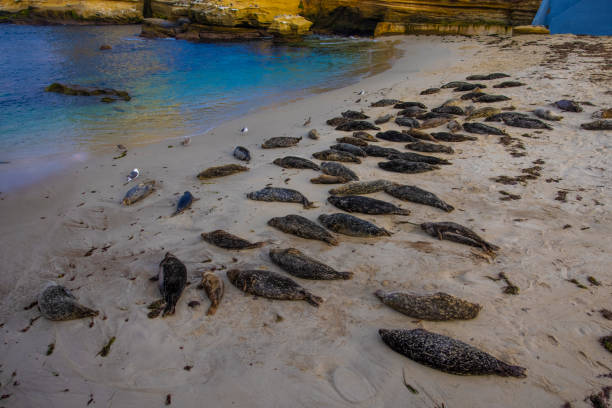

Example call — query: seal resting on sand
[375,291,480,320]
[38,282,98,321]
[201,230,265,250]
[318,213,391,237]
[157,253,187,317]
[268,214,338,245]
[199,273,224,316]
[269,248,353,280]
[328,195,410,215]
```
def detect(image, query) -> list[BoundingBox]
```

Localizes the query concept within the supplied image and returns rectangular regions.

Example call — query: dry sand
[0,34,611,407]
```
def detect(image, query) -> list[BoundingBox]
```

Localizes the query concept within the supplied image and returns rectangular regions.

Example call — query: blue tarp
[532,0,612,35]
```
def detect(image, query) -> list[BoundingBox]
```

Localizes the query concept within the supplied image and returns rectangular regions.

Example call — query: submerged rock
[46,83,130,102]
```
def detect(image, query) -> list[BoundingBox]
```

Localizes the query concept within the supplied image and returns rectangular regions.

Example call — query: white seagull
[240,127,248,135]
[127,168,139,182]
[356,89,365,96]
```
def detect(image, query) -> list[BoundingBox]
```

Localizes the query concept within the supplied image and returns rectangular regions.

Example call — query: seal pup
[342,110,369,119]
[262,137,302,149]
[321,162,358,181]
[375,291,481,320]
[329,180,394,196]
[431,132,477,142]
[173,191,195,215]
[378,160,440,174]
[307,129,319,139]
[157,252,187,317]
[421,221,499,253]
[371,99,401,107]
[197,164,248,179]
[227,269,323,307]
[312,150,361,163]
[462,122,506,135]
[273,156,320,170]
[247,187,315,209]
[199,273,224,316]
[335,136,368,147]
[328,195,410,215]
[38,282,98,321]
[379,328,526,377]
[201,230,265,250]
[269,248,353,280]
[318,213,391,237]
[447,120,463,133]
[533,108,563,121]
[405,142,454,154]
[330,143,367,157]
[122,180,155,205]
[581,120,612,130]
[336,121,380,132]
[268,214,338,245]
[384,185,454,212]
[233,146,251,162]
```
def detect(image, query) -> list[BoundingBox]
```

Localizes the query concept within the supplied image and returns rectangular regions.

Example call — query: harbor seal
[379,328,526,377]
[419,117,453,130]
[273,156,320,170]
[201,230,265,250]
[388,152,451,165]
[397,106,427,117]
[38,282,98,321]
[363,145,400,158]
[453,83,487,92]
[374,114,393,124]
[318,213,391,237]
[493,81,525,88]
[485,112,530,122]
[227,269,323,306]
[465,107,501,121]
[533,108,563,121]
[474,95,511,103]
[307,129,320,140]
[370,99,401,107]
[311,175,349,184]
[328,195,410,215]
[342,110,369,119]
[420,88,440,95]
[352,131,377,142]
[336,121,380,132]
[269,248,353,280]
[157,252,187,317]
[405,142,454,154]
[581,120,612,130]
[466,73,510,80]
[329,180,393,196]
[197,164,248,179]
[199,273,224,316]
[268,214,338,245]
[376,130,420,143]
[313,149,361,163]
[554,99,583,112]
[375,291,481,320]
[395,117,420,128]
[421,221,499,253]
[462,122,506,135]
[335,136,368,147]
[321,162,358,181]
[330,143,367,157]
[394,101,427,109]
[173,191,195,215]
[431,132,477,142]
[327,117,350,127]
[384,185,454,212]
[233,146,251,162]
[502,116,552,130]
[247,187,315,208]
[378,159,440,174]
[262,137,302,149]
[122,180,155,205]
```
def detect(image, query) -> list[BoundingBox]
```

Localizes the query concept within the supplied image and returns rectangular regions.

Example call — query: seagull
[303,117,311,127]
[181,137,191,146]
[356,89,365,96]
[240,127,248,135]
[117,144,127,151]
[127,168,139,182]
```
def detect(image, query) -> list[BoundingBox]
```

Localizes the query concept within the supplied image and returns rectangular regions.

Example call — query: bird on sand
[127,168,139,182]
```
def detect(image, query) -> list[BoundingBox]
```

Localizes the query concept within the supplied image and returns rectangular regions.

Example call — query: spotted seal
[493,81,525,88]
[173,191,195,215]
[311,175,349,184]
[394,101,427,109]
[318,213,391,237]
[370,99,401,107]
[336,121,380,132]
[247,187,315,208]
[462,122,506,135]
[421,221,499,253]
[330,143,367,157]
[201,230,265,250]
[199,272,224,316]
[502,116,552,130]
[533,108,563,121]
[395,117,420,128]
[233,146,251,162]
[335,136,368,147]
[197,164,249,179]
[268,214,338,245]
[474,95,511,103]
[466,73,510,80]
[397,106,427,117]
[431,132,477,142]
[363,145,400,158]
[269,248,353,280]
[273,156,320,170]
[379,328,526,377]
[227,269,323,306]
[465,107,501,121]
[262,137,302,149]
[420,88,440,95]
[122,180,155,205]
[38,282,98,321]
[374,114,393,124]
[581,120,612,130]
[419,117,452,129]
[327,117,350,127]
[352,131,377,142]
[328,195,410,215]
[341,110,369,119]
[387,152,451,165]
[405,142,454,154]
[329,180,394,196]
[378,159,440,174]
[384,185,454,212]
[157,252,187,317]
[375,291,481,320]
[376,130,420,143]
[321,162,358,181]
[313,150,361,163]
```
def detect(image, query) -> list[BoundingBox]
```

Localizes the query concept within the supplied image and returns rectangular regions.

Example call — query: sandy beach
[0,33,611,407]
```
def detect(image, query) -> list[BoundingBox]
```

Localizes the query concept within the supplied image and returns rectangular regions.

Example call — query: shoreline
[1,33,611,407]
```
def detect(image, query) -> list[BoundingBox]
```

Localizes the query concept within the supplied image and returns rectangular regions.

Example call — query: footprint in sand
[332,366,376,403]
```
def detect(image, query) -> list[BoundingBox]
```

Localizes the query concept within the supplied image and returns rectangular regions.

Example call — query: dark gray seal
[122,180,155,205]
[38,282,98,321]
[370,99,401,107]
[397,106,427,117]
[376,130,420,143]
[395,117,420,128]
[307,129,320,140]
[157,252,187,317]
[199,272,224,316]
[405,142,454,154]
[431,132,477,142]
[474,95,511,103]
[375,291,481,320]
[328,195,410,215]
[421,221,499,253]
[554,100,582,112]
[352,131,377,142]
[403,128,436,142]
[493,81,525,88]
[420,88,440,95]
[417,112,454,120]
[581,120,612,130]
[384,185,454,212]
[419,117,453,129]
[466,73,510,80]
[262,137,302,149]
[533,108,563,121]
[247,187,315,208]
[233,146,251,162]
[342,110,369,119]
[321,162,358,181]
[394,101,427,109]
[336,136,368,147]
[485,112,529,122]
[453,83,487,92]
[318,213,391,237]
[461,91,487,101]
[336,121,380,131]
[227,269,323,306]
[311,175,349,184]
[173,191,195,215]
[441,81,473,89]
[330,143,367,157]
[379,328,526,377]
[268,214,338,245]
[327,117,350,127]
[388,152,451,165]
[363,145,400,158]
[502,116,552,130]
[269,248,353,280]
[313,149,361,163]
[374,114,393,124]
[197,164,249,179]
[201,230,265,250]
[378,159,440,174]
[432,105,465,115]
[462,122,506,135]
[273,156,320,170]
[329,180,394,195]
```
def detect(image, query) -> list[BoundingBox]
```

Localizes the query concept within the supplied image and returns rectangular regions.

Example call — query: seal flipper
[339,271,353,280]
[495,362,527,378]
[162,294,180,317]
[73,304,99,319]
[303,291,323,307]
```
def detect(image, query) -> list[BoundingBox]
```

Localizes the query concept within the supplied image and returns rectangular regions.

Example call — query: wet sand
[0,34,611,407]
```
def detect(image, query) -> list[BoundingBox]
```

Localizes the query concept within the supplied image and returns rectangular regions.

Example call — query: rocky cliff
[1,0,540,37]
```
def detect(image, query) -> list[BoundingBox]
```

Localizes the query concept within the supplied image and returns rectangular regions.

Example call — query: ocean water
[0,24,398,164]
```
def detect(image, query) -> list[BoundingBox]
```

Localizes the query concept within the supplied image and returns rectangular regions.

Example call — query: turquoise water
[0,24,398,163]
